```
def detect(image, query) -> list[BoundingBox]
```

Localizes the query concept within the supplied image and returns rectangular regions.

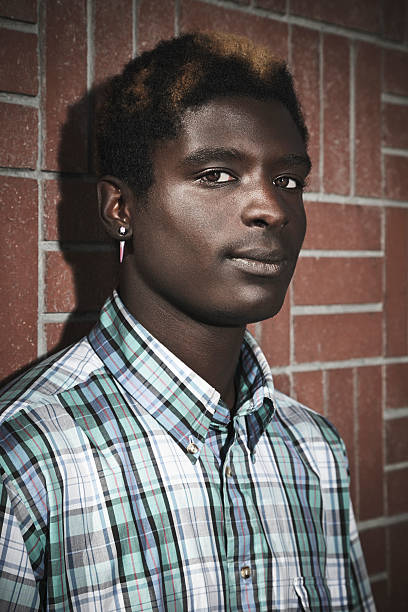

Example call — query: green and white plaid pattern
[0,291,375,610]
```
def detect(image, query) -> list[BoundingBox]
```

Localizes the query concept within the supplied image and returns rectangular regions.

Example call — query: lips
[227,248,289,277]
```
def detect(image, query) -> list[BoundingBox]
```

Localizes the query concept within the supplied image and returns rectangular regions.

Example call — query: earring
[118,226,127,263]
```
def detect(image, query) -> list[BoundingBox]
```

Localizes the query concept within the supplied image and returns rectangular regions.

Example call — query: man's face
[127,96,310,326]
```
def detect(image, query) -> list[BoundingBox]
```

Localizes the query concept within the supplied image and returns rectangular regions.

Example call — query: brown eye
[274,176,299,189]
[198,170,235,185]
[205,171,222,182]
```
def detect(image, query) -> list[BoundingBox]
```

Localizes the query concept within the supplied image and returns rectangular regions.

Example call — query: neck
[119,282,246,413]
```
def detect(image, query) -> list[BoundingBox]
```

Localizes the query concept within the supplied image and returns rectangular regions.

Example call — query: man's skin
[98,96,311,412]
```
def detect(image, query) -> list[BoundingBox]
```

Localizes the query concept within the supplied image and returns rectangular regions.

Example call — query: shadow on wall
[53,81,119,354]
[0,83,119,389]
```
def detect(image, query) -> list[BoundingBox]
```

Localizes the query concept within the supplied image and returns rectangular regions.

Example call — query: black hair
[96,32,308,196]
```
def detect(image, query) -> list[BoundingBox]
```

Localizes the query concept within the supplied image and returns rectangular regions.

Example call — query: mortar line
[292,303,383,315]
[132,0,138,56]
[300,249,383,258]
[382,147,408,158]
[36,0,46,357]
[191,0,408,50]
[382,93,408,106]
[304,192,408,207]
[175,0,181,36]
[319,31,324,193]
[349,40,356,197]
[269,355,408,375]
[384,460,408,472]
[0,92,39,107]
[384,407,408,420]
[358,512,408,530]
[40,241,114,252]
[289,284,295,396]
[322,369,328,418]
[0,17,37,32]
[353,367,360,516]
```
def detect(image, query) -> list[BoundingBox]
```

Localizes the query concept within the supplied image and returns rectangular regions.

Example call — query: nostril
[252,219,268,228]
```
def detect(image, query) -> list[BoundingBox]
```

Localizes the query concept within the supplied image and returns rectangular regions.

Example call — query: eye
[273,176,302,190]
[197,170,236,185]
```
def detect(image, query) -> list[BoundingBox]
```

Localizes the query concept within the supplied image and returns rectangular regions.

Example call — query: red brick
[357,366,383,519]
[290,26,320,191]
[383,104,408,150]
[384,49,408,96]
[294,312,382,363]
[43,180,107,242]
[180,0,288,60]
[43,0,87,172]
[323,35,350,195]
[382,0,407,42]
[355,42,382,197]
[0,0,37,22]
[293,370,324,414]
[137,0,175,53]
[385,208,408,356]
[386,363,408,409]
[273,373,291,396]
[326,368,356,502]
[93,0,132,83]
[385,155,408,201]
[45,251,118,314]
[254,0,286,11]
[0,177,38,381]
[46,320,96,353]
[0,103,37,168]
[0,29,37,95]
[290,0,381,34]
[260,294,290,367]
[386,418,408,464]
[359,527,386,576]
[389,521,408,610]
[371,580,388,612]
[293,257,382,305]
[302,202,382,251]
[387,468,408,515]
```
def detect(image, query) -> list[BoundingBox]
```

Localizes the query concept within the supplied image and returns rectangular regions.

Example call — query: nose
[240,181,289,229]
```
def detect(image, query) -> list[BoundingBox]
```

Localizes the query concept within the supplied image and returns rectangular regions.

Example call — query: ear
[97,175,134,241]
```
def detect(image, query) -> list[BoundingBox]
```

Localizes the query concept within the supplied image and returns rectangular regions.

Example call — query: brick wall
[0,1,407,609]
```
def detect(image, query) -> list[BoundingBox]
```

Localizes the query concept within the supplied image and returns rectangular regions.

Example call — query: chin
[192,294,287,328]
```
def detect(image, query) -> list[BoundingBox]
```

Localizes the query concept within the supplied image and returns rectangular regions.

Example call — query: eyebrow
[180,148,312,174]
[180,147,244,166]
[277,153,312,175]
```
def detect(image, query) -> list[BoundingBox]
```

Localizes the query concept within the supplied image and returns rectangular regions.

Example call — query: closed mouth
[227,255,288,276]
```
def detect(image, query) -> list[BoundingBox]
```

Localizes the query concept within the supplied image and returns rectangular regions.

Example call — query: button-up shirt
[0,291,375,611]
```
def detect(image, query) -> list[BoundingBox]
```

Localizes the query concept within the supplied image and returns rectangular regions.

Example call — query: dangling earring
[118,226,127,263]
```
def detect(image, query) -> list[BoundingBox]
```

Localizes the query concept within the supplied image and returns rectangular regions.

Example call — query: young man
[0,33,375,610]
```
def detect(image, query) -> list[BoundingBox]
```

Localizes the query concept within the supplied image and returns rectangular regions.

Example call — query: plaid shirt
[0,291,375,611]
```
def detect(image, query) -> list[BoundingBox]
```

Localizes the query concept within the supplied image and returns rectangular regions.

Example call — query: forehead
[177,96,307,158]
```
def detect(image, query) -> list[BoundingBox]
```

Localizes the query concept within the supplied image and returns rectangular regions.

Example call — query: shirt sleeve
[0,478,40,611]
[349,504,377,611]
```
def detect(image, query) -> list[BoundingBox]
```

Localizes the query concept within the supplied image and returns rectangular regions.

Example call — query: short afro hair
[96,32,308,197]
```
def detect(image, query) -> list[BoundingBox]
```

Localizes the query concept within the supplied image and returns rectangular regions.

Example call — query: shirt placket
[221,415,258,611]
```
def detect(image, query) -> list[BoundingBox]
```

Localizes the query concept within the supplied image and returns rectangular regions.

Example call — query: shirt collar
[89,291,275,462]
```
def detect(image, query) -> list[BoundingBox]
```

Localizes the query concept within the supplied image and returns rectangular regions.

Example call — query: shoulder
[0,335,102,428]
[273,389,342,441]
[270,388,349,476]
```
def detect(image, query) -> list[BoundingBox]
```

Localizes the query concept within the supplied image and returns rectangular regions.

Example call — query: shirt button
[225,466,232,477]
[186,442,199,454]
[240,566,252,579]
